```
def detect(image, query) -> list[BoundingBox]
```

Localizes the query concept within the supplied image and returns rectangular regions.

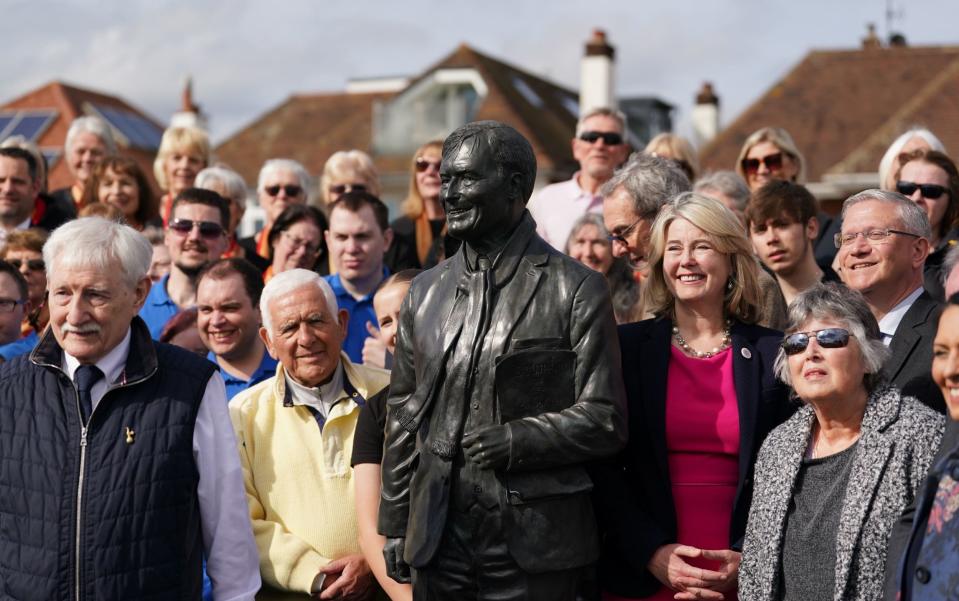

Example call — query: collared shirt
[878,286,924,346]
[61,327,261,601]
[284,362,345,420]
[325,268,389,364]
[527,172,604,251]
[209,348,278,401]
[138,273,181,340]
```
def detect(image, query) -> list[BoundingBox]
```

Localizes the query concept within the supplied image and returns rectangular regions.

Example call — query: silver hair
[878,127,946,189]
[259,268,338,338]
[600,152,691,219]
[564,212,609,254]
[43,217,152,289]
[196,166,248,207]
[257,158,311,198]
[575,106,628,137]
[694,170,751,212]
[943,245,959,287]
[773,283,891,394]
[841,189,933,240]
[65,116,117,156]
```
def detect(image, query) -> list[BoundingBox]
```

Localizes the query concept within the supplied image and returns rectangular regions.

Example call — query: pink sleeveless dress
[605,345,740,601]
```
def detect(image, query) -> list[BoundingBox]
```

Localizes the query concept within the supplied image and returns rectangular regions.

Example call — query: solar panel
[93,104,163,150]
[41,150,60,169]
[0,116,16,139]
[7,113,55,141]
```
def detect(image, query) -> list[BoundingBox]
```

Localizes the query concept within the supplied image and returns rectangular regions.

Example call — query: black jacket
[592,318,793,598]
[0,317,213,600]
[885,290,945,413]
[378,213,628,573]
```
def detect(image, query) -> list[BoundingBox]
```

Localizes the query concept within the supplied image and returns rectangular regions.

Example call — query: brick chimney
[862,23,882,49]
[691,82,720,146]
[579,29,616,116]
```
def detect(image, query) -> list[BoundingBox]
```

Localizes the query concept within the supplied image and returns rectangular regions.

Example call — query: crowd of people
[0,105,957,601]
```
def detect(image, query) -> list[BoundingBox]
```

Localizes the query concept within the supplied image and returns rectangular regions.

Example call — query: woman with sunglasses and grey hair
[739,283,944,601]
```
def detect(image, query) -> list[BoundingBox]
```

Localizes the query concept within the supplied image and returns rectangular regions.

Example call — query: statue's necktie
[74,364,104,424]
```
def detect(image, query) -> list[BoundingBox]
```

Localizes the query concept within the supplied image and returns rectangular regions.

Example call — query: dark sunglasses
[896,181,949,200]
[578,131,624,146]
[329,183,367,195]
[168,218,225,238]
[781,328,851,355]
[415,158,441,173]
[264,184,303,197]
[7,258,44,271]
[741,152,784,174]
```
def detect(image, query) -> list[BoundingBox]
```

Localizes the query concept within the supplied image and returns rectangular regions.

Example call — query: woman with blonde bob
[594,193,792,600]
[319,150,381,207]
[645,133,700,183]
[735,127,806,192]
[153,125,211,224]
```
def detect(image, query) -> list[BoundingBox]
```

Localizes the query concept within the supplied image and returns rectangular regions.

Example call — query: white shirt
[285,363,345,418]
[0,217,31,247]
[877,286,924,346]
[62,328,261,601]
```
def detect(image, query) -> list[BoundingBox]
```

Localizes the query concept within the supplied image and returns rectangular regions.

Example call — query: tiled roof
[1,80,164,192]
[699,45,959,182]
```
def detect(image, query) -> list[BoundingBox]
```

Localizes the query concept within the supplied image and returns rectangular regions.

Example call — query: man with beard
[139,188,230,339]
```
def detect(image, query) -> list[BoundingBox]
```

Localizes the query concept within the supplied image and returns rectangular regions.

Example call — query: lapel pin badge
[741,348,752,360]
[125,427,135,444]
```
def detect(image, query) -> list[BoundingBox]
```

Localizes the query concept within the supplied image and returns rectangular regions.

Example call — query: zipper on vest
[75,425,88,601]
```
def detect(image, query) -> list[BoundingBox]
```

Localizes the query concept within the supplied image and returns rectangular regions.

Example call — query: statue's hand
[383,537,411,583]
[462,424,511,470]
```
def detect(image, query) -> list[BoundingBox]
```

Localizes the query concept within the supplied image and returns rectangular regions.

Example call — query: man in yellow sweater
[230,268,390,599]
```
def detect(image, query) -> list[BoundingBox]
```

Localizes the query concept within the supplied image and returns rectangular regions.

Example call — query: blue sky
[3,0,955,144]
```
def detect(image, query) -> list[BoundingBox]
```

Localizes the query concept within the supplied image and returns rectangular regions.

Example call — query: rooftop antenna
[885,0,904,40]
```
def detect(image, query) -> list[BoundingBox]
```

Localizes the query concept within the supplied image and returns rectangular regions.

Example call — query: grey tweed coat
[739,385,943,601]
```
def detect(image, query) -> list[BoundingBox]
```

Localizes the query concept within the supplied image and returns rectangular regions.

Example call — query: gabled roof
[700,45,959,182]
[215,43,581,188]
[1,80,165,191]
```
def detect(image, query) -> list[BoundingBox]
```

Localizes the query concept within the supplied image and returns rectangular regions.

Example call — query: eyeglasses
[280,231,320,255]
[7,258,44,272]
[578,131,624,146]
[896,181,949,200]
[0,298,24,313]
[833,228,919,248]
[328,183,367,196]
[168,219,225,239]
[607,217,643,247]
[782,328,852,355]
[415,158,441,173]
[264,184,303,197]
[741,152,784,174]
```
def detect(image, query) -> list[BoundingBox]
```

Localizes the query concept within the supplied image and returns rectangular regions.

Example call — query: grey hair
[575,107,628,137]
[878,127,946,190]
[564,212,609,254]
[196,166,248,207]
[773,283,891,395]
[943,245,959,287]
[694,170,751,212]
[259,268,338,338]
[257,158,312,200]
[65,116,117,156]
[600,152,691,219]
[841,188,932,240]
[43,217,152,289]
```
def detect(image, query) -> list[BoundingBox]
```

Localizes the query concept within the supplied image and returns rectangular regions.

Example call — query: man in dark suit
[837,189,944,412]
[378,121,627,599]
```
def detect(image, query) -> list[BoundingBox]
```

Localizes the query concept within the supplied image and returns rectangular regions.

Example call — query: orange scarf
[415,212,447,265]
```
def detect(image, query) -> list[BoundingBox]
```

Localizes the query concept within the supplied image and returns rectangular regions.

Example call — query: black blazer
[885,290,945,413]
[592,317,793,598]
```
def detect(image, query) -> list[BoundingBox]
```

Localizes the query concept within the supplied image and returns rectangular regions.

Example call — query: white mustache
[62,323,101,334]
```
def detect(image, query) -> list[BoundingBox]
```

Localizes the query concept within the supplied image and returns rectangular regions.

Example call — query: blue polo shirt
[0,330,39,362]
[139,274,181,339]
[324,268,388,364]
[207,348,278,401]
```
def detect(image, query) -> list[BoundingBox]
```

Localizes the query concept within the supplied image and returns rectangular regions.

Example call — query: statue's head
[440,121,537,245]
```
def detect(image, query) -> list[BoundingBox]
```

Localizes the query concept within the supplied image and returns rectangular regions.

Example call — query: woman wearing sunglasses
[739,283,943,601]
[386,140,447,270]
[593,193,792,600]
[896,149,959,300]
[319,149,381,208]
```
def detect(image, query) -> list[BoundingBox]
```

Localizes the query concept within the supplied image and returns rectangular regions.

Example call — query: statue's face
[440,138,518,244]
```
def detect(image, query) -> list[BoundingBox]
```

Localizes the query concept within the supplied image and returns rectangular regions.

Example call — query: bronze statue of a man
[378,120,627,599]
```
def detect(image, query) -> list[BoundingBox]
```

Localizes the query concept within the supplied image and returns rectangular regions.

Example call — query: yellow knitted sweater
[229,355,390,593]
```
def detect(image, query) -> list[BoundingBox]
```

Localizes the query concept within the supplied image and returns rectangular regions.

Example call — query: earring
[727,279,734,291]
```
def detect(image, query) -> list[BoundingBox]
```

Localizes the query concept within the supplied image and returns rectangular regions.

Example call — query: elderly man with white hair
[239,159,312,271]
[50,115,117,212]
[230,268,389,599]
[0,217,260,600]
